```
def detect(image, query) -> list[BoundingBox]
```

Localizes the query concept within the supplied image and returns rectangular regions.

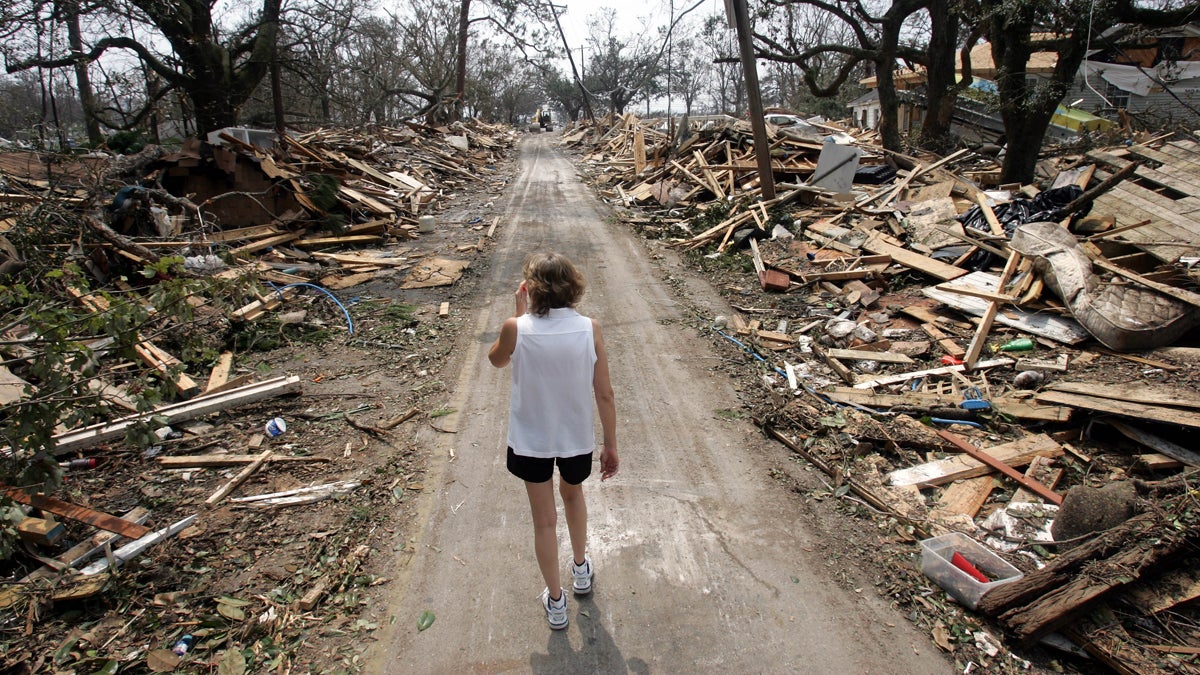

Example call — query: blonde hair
[523,252,585,316]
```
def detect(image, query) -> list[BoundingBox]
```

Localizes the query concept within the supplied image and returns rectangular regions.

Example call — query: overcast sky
[556,0,727,46]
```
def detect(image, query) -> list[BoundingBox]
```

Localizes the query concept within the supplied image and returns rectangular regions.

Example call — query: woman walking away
[488,252,619,630]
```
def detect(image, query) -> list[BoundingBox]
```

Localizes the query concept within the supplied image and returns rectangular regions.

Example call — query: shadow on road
[529,595,648,675]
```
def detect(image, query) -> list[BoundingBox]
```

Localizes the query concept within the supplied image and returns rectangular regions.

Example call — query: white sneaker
[571,555,594,595]
[541,587,568,630]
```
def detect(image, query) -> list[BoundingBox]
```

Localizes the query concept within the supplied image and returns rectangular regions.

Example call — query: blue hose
[713,328,788,378]
[269,282,355,335]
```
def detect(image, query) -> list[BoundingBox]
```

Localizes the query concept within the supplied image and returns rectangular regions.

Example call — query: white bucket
[418,215,436,233]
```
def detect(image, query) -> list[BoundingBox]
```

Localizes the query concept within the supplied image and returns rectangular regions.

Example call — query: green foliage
[104,131,147,155]
[0,253,211,558]
[302,174,346,234]
[382,302,418,327]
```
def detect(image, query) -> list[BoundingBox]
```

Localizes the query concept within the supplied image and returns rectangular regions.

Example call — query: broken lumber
[986,510,1197,643]
[1035,389,1200,429]
[888,433,1062,488]
[853,357,1012,389]
[963,251,1021,369]
[78,514,197,576]
[936,430,1063,505]
[205,450,273,505]
[861,232,968,281]
[977,508,1178,615]
[50,375,301,455]
[2,489,150,539]
[1106,420,1200,467]
[158,454,329,468]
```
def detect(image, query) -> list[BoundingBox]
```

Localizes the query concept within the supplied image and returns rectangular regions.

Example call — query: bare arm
[592,320,618,480]
[487,283,528,368]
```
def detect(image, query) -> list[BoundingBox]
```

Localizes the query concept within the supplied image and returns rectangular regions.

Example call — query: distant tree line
[1,0,1197,182]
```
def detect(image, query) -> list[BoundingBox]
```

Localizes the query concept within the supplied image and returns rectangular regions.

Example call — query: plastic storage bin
[920,532,1023,609]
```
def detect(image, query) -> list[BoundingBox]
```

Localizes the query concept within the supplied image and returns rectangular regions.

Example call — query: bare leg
[560,480,587,566]
[524,479,562,597]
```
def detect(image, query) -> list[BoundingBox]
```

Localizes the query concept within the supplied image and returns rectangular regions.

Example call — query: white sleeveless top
[507,307,597,458]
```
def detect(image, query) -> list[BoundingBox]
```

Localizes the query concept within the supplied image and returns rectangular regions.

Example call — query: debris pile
[568,113,1200,672]
[0,119,514,669]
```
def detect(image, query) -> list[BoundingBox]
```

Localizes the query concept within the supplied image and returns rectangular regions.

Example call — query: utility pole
[729,0,775,200]
[549,1,594,122]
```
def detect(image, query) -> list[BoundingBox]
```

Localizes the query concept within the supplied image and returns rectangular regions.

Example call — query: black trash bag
[954,185,1087,270]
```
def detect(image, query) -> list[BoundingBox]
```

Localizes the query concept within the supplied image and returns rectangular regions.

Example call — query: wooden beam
[50,375,301,455]
[862,232,968,281]
[935,430,1063,504]
[853,357,1012,389]
[205,351,234,394]
[824,348,914,364]
[1035,389,1200,429]
[2,489,150,539]
[206,450,273,505]
[1009,455,1064,504]
[964,251,1021,369]
[888,433,1062,488]
[158,454,329,468]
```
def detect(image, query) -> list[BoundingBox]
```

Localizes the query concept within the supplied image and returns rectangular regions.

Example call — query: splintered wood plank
[229,231,303,257]
[937,430,1063,505]
[205,352,234,394]
[3,489,151,539]
[321,272,376,290]
[205,450,273,505]
[51,375,302,455]
[1108,420,1200,467]
[862,232,967,281]
[1063,605,1169,675]
[964,251,1021,369]
[1125,565,1200,615]
[1035,390,1200,429]
[231,286,301,322]
[934,476,996,517]
[921,323,966,357]
[310,252,412,268]
[888,433,1062,488]
[634,128,646,174]
[66,287,199,397]
[853,357,1013,389]
[158,454,329,468]
[814,344,856,385]
[1047,381,1200,410]
[1009,455,1064,504]
[824,348,914,364]
[990,399,1073,422]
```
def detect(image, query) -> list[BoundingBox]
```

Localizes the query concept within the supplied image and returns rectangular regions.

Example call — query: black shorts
[507,447,593,485]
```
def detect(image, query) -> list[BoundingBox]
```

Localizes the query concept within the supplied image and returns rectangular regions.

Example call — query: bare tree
[6,0,283,137]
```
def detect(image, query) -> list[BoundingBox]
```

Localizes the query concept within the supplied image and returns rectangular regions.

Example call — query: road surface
[366,133,950,674]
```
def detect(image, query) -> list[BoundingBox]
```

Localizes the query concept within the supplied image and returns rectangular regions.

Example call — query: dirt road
[366,133,950,673]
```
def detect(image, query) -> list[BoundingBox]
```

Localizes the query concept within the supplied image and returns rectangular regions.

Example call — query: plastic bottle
[998,338,1034,352]
[172,635,195,656]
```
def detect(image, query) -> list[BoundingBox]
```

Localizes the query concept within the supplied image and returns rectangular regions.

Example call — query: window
[1105,82,1130,110]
